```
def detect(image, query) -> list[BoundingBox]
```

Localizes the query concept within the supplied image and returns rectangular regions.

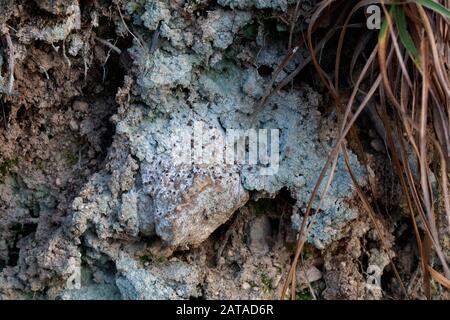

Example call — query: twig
[251,23,355,125]
[300,256,317,300]
[288,0,303,50]
[1,100,7,129]
[215,208,247,265]
[149,23,161,54]
[116,3,144,49]
[98,37,119,83]
[94,36,122,55]
[1,26,15,96]
[62,39,72,68]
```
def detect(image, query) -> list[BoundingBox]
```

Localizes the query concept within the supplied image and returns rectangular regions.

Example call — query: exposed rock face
[115,254,201,300]
[34,0,78,15]
[17,2,81,44]
[0,0,382,300]
[218,0,294,10]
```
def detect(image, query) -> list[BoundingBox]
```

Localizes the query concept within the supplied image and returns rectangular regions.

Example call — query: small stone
[80,119,95,135]
[273,262,282,268]
[242,282,251,290]
[69,119,79,131]
[35,0,77,15]
[272,275,282,288]
[72,100,89,113]
[296,266,322,285]
[217,257,226,266]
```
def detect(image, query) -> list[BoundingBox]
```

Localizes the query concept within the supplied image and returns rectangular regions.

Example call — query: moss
[125,0,146,15]
[0,158,19,176]
[64,150,79,166]
[139,255,151,264]
[36,159,46,171]
[296,290,313,300]
[140,255,166,265]
[260,272,273,293]
[302,243,316,259]
[241,23,258,40]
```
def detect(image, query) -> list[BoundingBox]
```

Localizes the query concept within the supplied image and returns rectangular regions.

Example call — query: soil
[0,0,448,300]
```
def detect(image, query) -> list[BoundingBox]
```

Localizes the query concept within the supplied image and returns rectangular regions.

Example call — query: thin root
[1,25,15,96]
[94,36,122,55]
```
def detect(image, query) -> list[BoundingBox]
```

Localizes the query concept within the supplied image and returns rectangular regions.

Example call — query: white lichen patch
[0,0,373,300]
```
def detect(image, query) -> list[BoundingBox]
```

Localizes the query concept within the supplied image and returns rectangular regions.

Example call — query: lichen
[0,0,371,300]
[0,158,19,176]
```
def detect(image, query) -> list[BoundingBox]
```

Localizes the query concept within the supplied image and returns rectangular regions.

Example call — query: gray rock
[60,284,122,300]
[217,0,291,10]
[217,0,320,11]
[34,0,78,15]
[0,0,370,299]
[197,61,367,249]
[296,266,322,285]
[17,2,81,43]
[115,254,200,300]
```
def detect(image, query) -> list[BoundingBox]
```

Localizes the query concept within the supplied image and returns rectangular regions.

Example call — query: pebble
[72,100,89,113]
[217,257,226,266]
[69,119,79,131]
[272,275,282,288]
[242,282,251,290]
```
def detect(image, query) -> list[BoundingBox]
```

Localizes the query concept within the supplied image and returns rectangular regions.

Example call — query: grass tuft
[278,0,450,299]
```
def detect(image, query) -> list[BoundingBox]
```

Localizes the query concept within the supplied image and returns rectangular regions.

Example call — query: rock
[217,0,320,11]
[242,282,251,290]
[72,100,89,113]
[296,266,322,285]
[0,0,370,300]
[217,0,290,11]
[68,34,84,56]
[198,62,367,249]
[115,254,201,300]
[0,0,14,25]
[34,0,78,15]
[60,284,121,300]
[69,119,78,131]
[17,2,81,43]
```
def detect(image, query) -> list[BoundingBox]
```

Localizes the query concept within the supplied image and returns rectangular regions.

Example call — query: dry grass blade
[428,265,450,290]
[252,2,353,122]
[283,0,450,299]
[288,0,304,50]
[379,0,450,283]
[116,3,144,49]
